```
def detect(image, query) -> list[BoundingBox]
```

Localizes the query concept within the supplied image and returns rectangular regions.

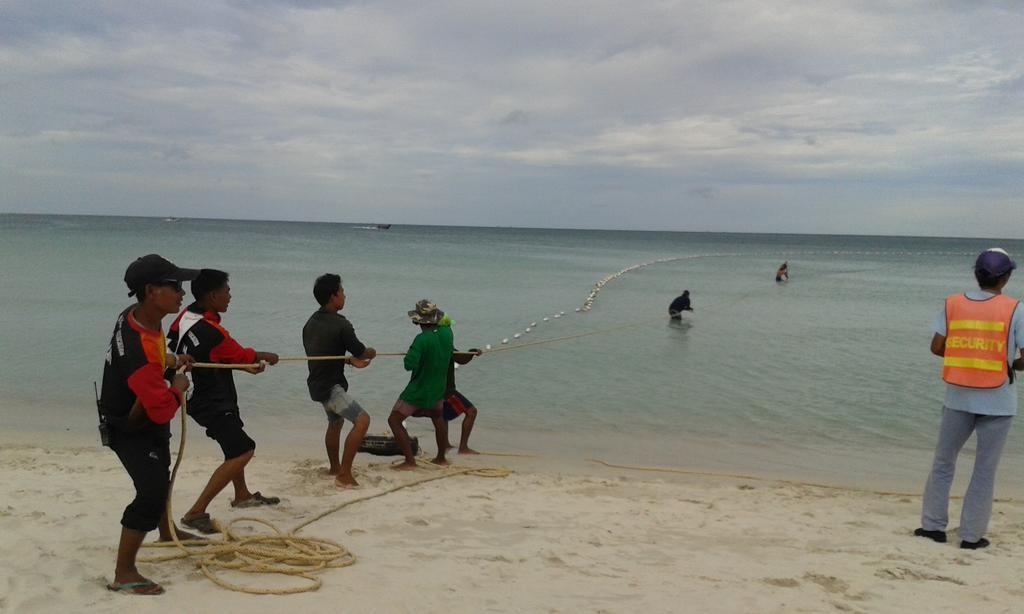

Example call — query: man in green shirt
[388,300,454,470]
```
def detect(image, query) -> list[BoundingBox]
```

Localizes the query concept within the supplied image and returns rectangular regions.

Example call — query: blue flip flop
[106,580,165,595]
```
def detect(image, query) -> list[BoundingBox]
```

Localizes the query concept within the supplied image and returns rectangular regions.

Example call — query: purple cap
[974,248,1016,276]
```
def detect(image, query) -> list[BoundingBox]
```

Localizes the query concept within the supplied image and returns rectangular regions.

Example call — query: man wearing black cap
[99,254,202,595]
[916,248,1024,550]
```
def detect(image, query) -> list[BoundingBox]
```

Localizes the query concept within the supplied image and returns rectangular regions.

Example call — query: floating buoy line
[579,256,705,312]
[190,253,739,371]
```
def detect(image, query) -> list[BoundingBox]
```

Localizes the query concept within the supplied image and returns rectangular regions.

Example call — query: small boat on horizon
[375,223,392,230]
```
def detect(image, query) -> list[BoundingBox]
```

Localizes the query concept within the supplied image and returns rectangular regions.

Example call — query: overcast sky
[1,1,1022,236]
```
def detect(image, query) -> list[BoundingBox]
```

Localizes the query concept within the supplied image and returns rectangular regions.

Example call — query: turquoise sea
[3,214,1023,492]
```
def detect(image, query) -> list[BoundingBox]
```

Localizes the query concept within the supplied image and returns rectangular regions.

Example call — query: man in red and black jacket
[99,254,202,596]
[168,269,280,534]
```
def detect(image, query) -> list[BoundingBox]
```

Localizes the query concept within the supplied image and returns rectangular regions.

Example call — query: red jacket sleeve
[126,363,182,424]
[209,332,258,364]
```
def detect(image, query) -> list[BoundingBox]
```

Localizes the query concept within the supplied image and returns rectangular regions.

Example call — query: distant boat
[375,224,392,230]
[162,217,179,222]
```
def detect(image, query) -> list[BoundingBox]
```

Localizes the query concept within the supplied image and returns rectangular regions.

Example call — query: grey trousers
[921,406,1013,542]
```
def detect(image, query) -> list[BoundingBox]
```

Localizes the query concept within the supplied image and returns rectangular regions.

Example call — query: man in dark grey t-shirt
[301,274,376,487]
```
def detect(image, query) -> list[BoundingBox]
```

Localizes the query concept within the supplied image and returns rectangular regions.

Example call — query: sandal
[106,580,165,595]
[180,513,219,535]
[231,491,280,508]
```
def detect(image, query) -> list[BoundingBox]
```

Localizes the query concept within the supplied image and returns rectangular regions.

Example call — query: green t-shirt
[399,325,454,408]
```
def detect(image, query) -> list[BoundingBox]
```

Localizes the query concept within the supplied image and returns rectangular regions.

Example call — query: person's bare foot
[458,447,480,455]
[393,460,418,471]
[335,473,360,488]
[431,456,450,466]
[324,466,341,476]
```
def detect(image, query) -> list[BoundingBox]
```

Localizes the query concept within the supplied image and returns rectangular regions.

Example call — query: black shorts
[111,431,171,532]
[443,391,475,421]
[193,409,256,460]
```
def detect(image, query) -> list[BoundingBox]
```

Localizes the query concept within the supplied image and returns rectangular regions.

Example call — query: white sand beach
[3,439,1024,614]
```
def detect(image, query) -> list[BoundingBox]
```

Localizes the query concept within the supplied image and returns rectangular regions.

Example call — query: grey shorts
[321,385,367,424]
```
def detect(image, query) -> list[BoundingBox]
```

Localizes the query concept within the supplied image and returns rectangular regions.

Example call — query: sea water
[3,214,1023,491]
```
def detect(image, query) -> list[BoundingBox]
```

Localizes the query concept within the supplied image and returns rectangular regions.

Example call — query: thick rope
[477,451,539,458]
[291,464,511,534]
[141,370,509,594]
[587,459,1022,503]
[191,351,468,370]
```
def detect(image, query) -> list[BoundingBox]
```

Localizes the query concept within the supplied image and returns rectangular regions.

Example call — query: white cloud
[1,0,1022,235]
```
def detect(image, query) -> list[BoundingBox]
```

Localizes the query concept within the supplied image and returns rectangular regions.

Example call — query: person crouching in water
[168,269,281,534]
[99,254,203,595]
[668,290,692,320]
[389,300,453,469]
[302,274,375,487]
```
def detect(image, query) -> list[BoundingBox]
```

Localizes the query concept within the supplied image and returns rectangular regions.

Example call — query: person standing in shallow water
[915,248,1024,550]
[775,262,789,282]
[668,290,692,320]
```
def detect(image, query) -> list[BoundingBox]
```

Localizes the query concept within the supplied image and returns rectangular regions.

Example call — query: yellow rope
[587,459,1022,503]
[292,464,511,534]
[141,371,509,594]
[477,451,539,458]
[193,351,468,370]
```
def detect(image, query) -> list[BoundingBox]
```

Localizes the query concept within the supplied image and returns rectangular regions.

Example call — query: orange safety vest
[942,293,1019,388]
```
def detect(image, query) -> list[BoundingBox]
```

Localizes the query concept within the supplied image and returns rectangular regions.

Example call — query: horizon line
[2,211,1022,243]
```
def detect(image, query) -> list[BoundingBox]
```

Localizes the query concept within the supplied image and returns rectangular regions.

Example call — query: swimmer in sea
[776,262,789,283]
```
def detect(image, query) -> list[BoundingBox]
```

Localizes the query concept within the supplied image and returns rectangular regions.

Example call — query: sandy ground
[3,443,1024,614]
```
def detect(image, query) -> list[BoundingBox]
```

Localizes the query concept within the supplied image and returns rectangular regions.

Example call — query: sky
[1,0,1022,236]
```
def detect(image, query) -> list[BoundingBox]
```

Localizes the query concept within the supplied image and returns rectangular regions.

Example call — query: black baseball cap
[124,254,200,296]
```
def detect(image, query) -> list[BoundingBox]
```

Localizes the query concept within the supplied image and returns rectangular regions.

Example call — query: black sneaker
[914,528,947,543]
[960,538,990,550]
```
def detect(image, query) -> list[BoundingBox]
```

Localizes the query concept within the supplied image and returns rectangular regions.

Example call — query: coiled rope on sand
[141,370,510,594]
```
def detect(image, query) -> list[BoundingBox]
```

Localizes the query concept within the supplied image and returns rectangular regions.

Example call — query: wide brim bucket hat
[408,299,444,325]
